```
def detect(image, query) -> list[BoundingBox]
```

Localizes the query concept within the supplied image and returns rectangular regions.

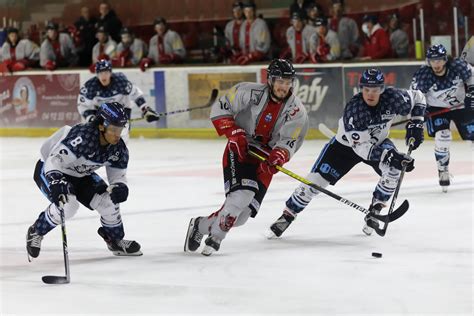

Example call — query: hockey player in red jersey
[184,59,309,256]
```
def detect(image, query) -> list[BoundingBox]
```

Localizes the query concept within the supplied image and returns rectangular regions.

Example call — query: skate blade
[184,218,197,252]
[201,245,214,256]
[112,250,143,256]
[441,186,448,193]
[362,225,373,236]
[265,228,279,239]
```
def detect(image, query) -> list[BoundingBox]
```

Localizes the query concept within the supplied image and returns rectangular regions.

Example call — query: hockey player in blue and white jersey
[77,59,159,138]
[26,102,142,259]
[411,44,474,192]
[267,68,427,237]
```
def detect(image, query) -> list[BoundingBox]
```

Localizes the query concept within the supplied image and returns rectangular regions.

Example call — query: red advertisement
[0,74,81,127]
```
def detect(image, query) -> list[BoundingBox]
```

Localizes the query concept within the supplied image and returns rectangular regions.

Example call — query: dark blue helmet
[426,44,447,60]
[267,59,296,81]
[97,102,128,128]
[95,59,112,73]
[359,68,385,89]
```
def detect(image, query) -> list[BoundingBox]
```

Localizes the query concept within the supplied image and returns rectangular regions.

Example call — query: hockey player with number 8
[184,59,309,256]
[26,102,142,260]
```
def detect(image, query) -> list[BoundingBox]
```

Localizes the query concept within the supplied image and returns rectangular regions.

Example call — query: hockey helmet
[267,59,296,82]
[426,44,447,61]
[95,59,112,73]
[97,102,128,128]
[359,68,385,91]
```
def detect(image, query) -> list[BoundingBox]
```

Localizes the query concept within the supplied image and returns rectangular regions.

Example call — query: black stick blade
[42,275,69,284]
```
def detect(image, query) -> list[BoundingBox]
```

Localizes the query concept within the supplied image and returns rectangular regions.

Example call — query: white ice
[0,137,472,315]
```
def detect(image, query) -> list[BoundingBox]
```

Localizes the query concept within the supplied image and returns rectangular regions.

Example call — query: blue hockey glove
[465,86,474,108]
[405,120,424,150]
[45,171,70,206]
[382,149,414,172]
[109,183,129,204]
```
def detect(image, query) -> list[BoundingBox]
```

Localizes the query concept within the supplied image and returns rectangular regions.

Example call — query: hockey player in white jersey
[184,59,309,256]
[77,59,159,141]
[26,102,142,259]
[411,44,474,192]
[267,68,426,238]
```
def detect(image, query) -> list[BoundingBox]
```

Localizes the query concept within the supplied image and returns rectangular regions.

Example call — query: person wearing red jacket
[360,15,392,60]
[0,27,39,73]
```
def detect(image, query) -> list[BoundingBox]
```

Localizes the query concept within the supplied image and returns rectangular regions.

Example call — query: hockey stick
[42,200,70,284]
[248,150,409,235]
[130,89,219,122]
[373,141,415,236]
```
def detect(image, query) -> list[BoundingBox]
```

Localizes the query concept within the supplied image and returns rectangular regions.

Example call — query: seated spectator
[280,12,315,64]
[329,0,359,59]
[388,13,409,58]
[235,0,271,65]
[113,27,147,67]
[360,14,392,60]
[40,22,78,70]
[96,1,122,43]
[0,27,39,72]
[140,17,186,71]
[305,2,324,27]
[309,16,341,62]
[74,6,97,67]
[91,26,117,66]
[224,1,244,62]
[290,0,312,20]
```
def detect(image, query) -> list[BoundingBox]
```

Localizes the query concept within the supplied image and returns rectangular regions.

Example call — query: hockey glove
[139,58,152,72]
[11,59,27,72]
[226,127,248,162]
[382,148,414,172]
[142,106,160,122]
[259,148,289,175]
[44,60,56,71]
[109,183,129,204]
[45,171,70,206]
[465,85,474,108]
[405,119,424,150]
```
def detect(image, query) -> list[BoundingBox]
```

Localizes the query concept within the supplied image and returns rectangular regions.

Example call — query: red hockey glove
[139,58,152,72]
[44,60,56,71]
[159,54,174,64]
[259,147,289,175]
[0,59,13,73]
[212,117,248,162]
[11,59,27,71]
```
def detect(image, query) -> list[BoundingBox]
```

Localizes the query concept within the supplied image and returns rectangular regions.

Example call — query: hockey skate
[363,202,385,236]
[267,209,296,239]
[201,235,221,256]
[438,170,451,193]
[26,224,43,261]
[97,227,142,256]
[184,217,203,252]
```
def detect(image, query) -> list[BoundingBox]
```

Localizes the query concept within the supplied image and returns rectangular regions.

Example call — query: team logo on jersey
[381,111,395,120]
[351,133,360,140]
[265,113,272,122]
[108,151,120,162]
[250,89,263,105]
[59,149,68,155]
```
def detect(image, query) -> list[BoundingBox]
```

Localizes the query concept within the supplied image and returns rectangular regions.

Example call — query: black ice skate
[201,235,221,256]
[363,202,385,236]
[438,170,451,193]
[184,217,203,252]
[97,227,142,256]
[26,224,43,261]
[267,209,296,238]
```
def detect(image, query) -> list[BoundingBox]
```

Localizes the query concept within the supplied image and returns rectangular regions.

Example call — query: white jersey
[461,36,474,66]
[40,124,128,184]
[335,87,426,161]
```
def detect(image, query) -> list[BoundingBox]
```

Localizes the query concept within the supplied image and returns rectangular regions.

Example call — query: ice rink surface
[0,137,472,315]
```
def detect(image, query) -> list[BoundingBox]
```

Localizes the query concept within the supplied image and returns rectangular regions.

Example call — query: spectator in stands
[280,12,315,64]
[289,0,312,20]
[309,16,340,62]
[224,1,244,62]
[328,0,359,59]
[388,13,409,58]
[235,0,271,65]
[0,27,39,73]
[96,1,122,43]
[91,26,117,67]
[305,2,324,27]
[113,27,147,67]
[74,6,97,67]
[140,17,186,71]
[40,22,78,70]
[360,14,392,60]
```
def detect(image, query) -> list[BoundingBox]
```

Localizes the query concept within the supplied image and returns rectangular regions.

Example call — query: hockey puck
[371,252,382,258]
